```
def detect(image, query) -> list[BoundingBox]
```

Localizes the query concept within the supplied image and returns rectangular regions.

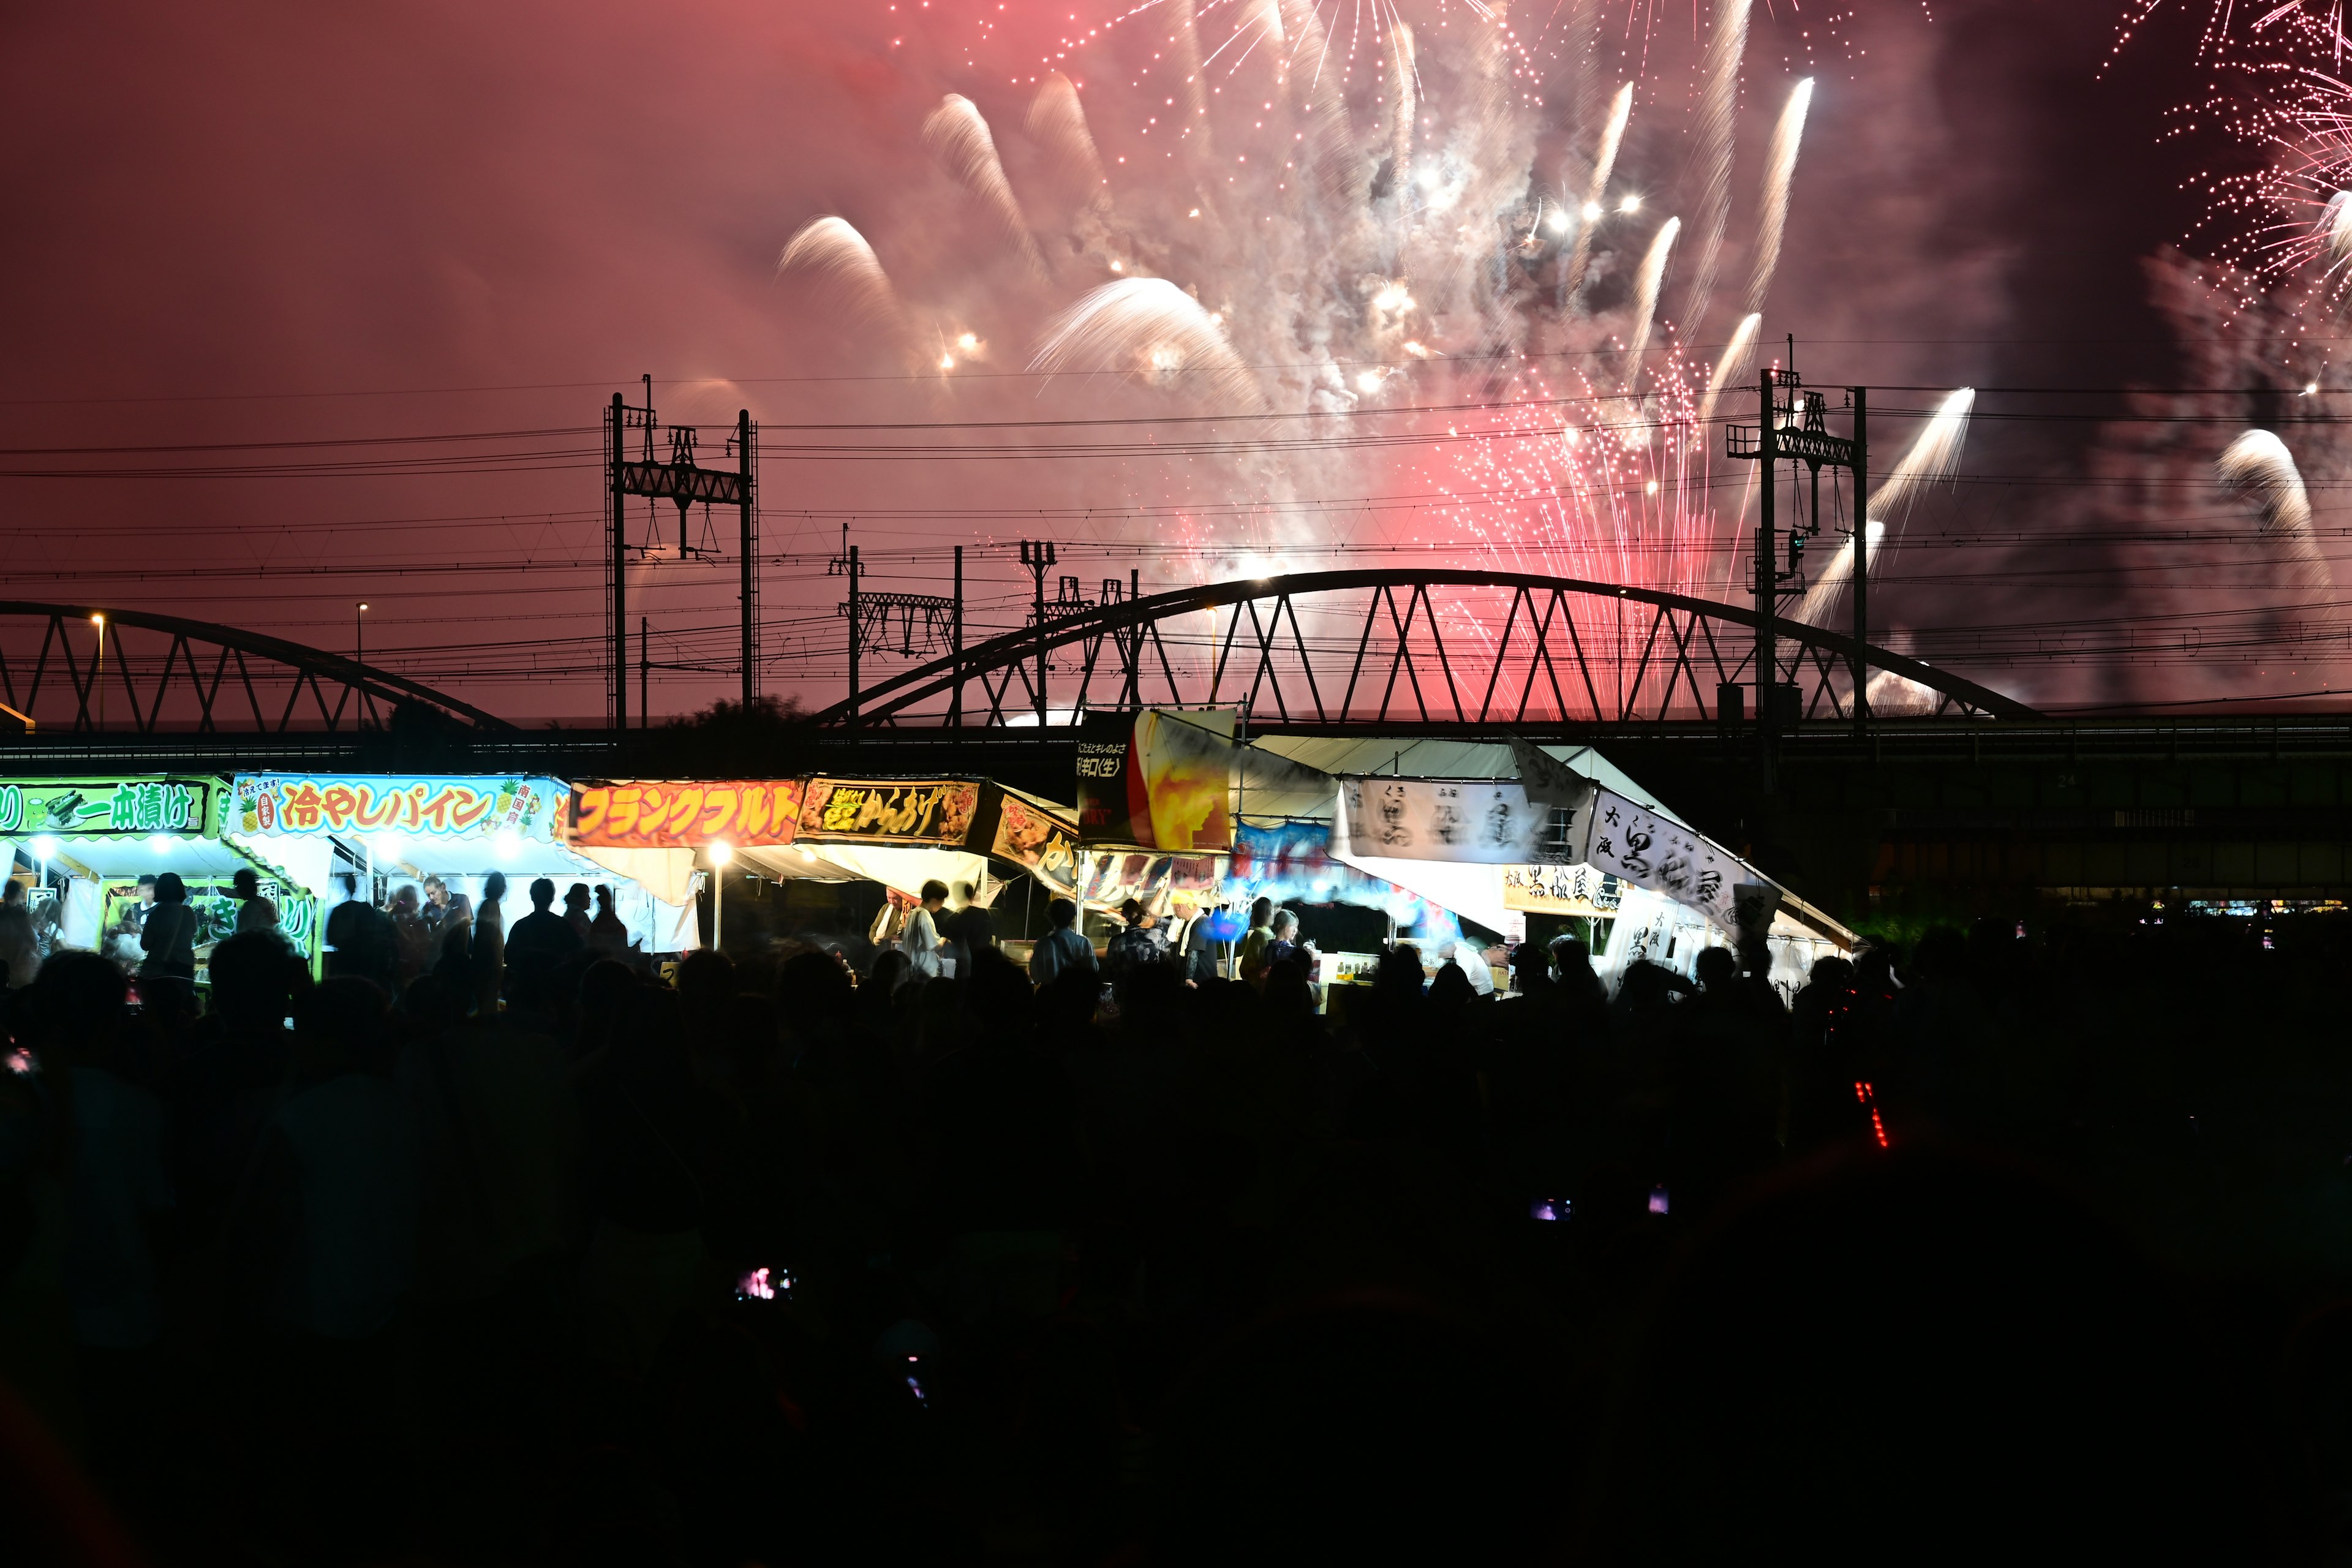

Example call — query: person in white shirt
[902,880,952,979]
[1444,937,1496,997]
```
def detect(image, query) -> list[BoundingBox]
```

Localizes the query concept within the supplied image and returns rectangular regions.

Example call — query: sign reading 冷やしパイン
[230,776,560,840]
[0,778,215,836]
[566,780,805,849]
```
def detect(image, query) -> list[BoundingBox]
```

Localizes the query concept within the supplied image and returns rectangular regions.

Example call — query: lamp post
[355,601,369,726]
[708,839,733,952]
[90,614,104,731]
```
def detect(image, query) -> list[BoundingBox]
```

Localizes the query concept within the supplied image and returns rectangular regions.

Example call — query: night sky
[0,2,2291,721]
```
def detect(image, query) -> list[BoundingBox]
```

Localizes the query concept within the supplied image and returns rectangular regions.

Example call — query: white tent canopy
[1240,736,1691,827]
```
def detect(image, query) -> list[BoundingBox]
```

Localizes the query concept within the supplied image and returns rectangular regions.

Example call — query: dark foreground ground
[4,915,2347,1565]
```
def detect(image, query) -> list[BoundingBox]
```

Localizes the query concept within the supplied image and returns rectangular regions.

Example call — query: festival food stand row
[545,711,1853,997]
[0,775,321,984]
[0,739,1847,1001]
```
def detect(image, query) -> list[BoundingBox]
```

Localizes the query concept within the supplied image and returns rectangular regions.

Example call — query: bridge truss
[0,602,513,734]
[813,570,2036,729]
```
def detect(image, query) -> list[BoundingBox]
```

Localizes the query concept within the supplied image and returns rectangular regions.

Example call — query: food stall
[0,775,317,981]
[228,773,701,963]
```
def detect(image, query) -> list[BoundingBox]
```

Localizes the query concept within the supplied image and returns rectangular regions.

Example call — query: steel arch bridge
[813,570,2037,729]
[0,602,514,734]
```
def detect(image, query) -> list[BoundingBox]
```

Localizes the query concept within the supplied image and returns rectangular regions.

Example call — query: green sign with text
[0,778,219,837]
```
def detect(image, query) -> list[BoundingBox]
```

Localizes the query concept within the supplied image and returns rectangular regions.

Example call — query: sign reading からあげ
[799,778,979,846]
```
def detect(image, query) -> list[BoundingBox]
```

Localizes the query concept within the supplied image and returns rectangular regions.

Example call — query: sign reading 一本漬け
[0,778,215,836]
[567,780,804,849]
[799,778,980,846]
[231,776,561,840]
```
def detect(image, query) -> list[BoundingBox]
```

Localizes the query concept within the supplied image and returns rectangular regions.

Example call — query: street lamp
[708,839,734,952]
[90,614,104,731]
[355,601,371,727]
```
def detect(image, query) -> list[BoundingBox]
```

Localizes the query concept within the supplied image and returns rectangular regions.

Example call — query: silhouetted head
[482,870,507,903]
[919,879,949,909]
[1694,946,1739,991]
[1047,897,1079,929]
[21,951,127,1058]
[866,947,910,994]
[529,876,556,910]
[1807,954,1856,992]
[674,948,735,1008]
[776,949,853,1036]
[232,867,259,899]
[594,884,614,912]
[1427,960,1473,1009]
[564,882,590,912]
[209,929,302,1029]
[153,871,186,905]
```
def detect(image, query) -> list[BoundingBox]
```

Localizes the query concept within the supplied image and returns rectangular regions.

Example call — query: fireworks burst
[2218,429,2334,595]
[779,0,1898,692]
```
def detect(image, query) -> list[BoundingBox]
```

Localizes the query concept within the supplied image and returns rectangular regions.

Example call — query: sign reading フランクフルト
[0,778,217,837]
[566,780,805,850]
[230,776,562,841]
[798,778,981,846]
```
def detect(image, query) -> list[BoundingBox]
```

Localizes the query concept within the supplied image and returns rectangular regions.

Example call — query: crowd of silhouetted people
[6,900,2352,1564]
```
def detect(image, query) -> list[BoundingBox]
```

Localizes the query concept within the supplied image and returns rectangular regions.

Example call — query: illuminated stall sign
[799,778,980,846]
[1337,777,1566,865]
[568,780,805,850]
[232,775,561,841]
[1501,863,1623,918]
[989,793,1081,894]
[1077,850,1221,908]
[0,778,216,836]
[1076,708,1235,851]
[1580,787,1746,928]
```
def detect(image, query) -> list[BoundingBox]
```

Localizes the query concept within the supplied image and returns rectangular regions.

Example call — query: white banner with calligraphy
[1580,786,1752,929]
[1336,777,1555,865]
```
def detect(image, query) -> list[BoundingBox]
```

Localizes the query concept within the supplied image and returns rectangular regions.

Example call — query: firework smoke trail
[1697,312,1763,434]
[775,217,904,336]
[2217,430,2335,595]
[1681,0,1751,339]
[1560,83,1634,311]
[1744,78,1815,316]
[1387,20,1417,212]
[1279,0,1364,206]
[1028,72,1107,198]
[1623,216,1683,390]
[1797,387,1976,626]
[1030,278,1265,410]
[922,94,1047,278]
